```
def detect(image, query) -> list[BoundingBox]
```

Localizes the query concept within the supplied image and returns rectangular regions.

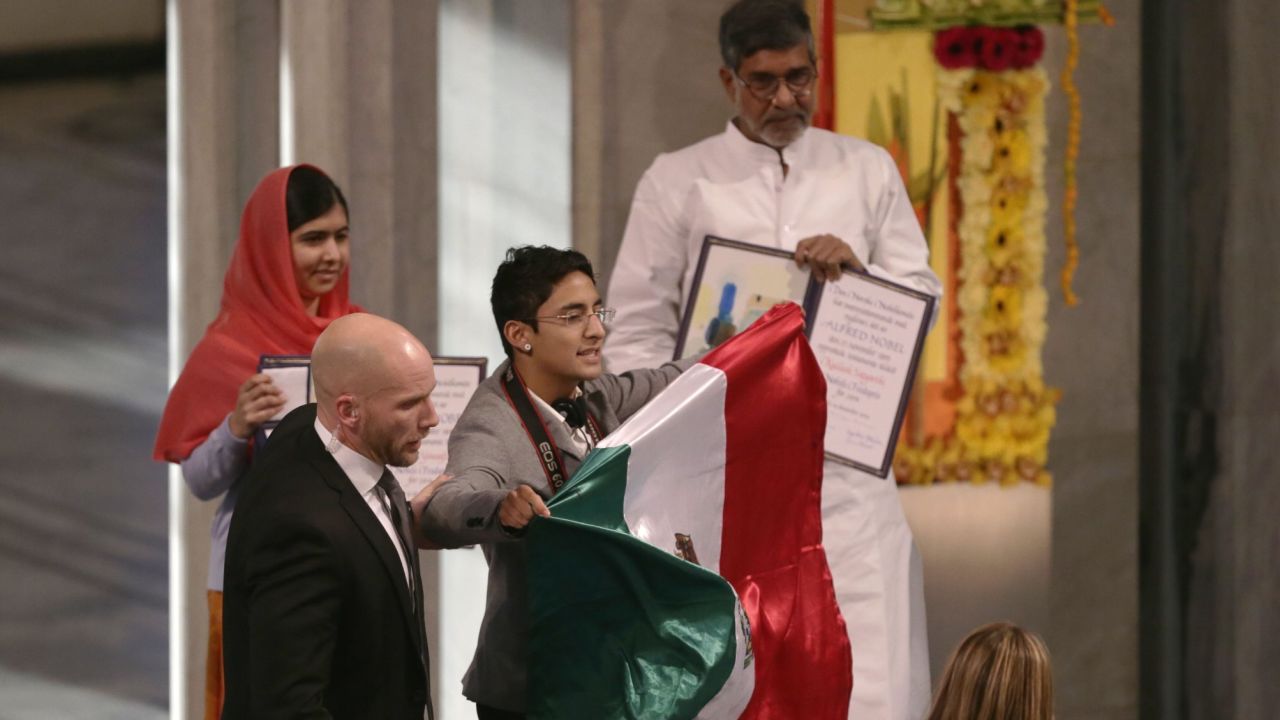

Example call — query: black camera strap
[502,364,601,494]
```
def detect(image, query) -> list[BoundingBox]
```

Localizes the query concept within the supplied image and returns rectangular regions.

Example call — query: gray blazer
[422,357,692,712]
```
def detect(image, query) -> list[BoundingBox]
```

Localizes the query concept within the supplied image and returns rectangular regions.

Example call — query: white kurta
[605,121,939,720]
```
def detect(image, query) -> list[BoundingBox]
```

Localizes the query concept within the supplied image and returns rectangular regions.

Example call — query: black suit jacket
[223,404,432,720]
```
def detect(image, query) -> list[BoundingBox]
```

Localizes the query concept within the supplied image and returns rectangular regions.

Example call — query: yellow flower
[990,108,1027,139]
[986,261,1025,289]
[955,412,994,451]
[985,285,1024,327]
[991,186,1028,227]
[986,332,1027,374]
[986,223,1025,266]
[993,130,1033,176]
[963,72,1002,109]
[958,107,997,138]
[1008,68,1050,101]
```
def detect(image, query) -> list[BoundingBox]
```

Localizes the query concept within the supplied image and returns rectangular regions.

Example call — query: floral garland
[870,0,1107,30]
[894,25,1059,487]
[1060,0,1082,305]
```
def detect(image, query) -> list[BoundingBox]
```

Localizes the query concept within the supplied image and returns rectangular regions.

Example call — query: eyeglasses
[734,66,817,102]
[527,308,616,329]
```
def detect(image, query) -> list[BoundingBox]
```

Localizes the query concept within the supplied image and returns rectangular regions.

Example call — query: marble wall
[1041,2,1142,718]
[1184,0,1280,716]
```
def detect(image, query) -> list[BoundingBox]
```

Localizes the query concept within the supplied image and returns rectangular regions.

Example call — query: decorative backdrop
[820,1,1111,485]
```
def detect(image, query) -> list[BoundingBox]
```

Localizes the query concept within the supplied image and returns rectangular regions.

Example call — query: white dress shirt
[313,418,411,587]
[605,120,942,373]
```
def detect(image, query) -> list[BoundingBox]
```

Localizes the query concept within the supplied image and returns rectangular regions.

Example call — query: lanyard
[500,365,600,494]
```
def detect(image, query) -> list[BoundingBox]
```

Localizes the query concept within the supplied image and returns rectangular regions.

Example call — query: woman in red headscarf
[153,164,360,720]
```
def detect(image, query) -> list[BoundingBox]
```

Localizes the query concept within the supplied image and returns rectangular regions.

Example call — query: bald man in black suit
[223,314,445,719]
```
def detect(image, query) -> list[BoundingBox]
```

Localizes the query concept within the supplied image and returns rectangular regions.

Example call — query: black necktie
[377,470,428,673]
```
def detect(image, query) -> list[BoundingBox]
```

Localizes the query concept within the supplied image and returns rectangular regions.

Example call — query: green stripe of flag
[526,444,742,719]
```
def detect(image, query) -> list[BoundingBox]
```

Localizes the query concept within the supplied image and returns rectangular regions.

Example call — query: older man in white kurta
[604,6,940,717]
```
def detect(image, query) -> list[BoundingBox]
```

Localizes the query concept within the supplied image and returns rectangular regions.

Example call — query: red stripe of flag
[702,303,852,718]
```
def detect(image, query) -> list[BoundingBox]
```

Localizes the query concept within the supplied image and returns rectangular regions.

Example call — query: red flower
[1011,26,1045,68]
[976,27,1016,72]
[935,26,977,69]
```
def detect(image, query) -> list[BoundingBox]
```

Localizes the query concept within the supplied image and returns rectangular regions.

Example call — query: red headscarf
[153,165,362,461]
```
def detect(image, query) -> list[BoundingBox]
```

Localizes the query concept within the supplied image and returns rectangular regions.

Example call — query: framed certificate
[673,236,818,360]
[807,271,934,477]
[675,236,935,478]
[389,356,488,496]
[256,354,313,443]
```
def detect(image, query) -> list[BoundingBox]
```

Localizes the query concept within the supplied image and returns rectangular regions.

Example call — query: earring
[523,344,532,352]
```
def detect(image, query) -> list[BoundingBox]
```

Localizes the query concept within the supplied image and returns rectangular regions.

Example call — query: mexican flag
[526,303,851,719]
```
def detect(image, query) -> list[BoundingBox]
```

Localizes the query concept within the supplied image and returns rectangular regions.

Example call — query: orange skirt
[205,590,225,720]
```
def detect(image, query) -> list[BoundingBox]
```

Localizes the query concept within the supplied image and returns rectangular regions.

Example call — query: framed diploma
[388,356,488,497]
[675,236,935,478]
[256,354,313,442]
[807,271,935,477]
[673,236,818,360]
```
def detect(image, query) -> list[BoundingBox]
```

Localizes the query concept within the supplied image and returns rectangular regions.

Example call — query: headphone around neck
[551,396,590,429]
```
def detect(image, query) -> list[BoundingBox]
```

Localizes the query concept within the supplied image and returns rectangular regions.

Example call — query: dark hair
[285,165,349,232]
[718,0,815,71]
[491,246,596,357]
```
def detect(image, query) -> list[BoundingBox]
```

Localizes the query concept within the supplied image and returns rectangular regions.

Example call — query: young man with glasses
[605,1,942,718]
[416,245,693,720]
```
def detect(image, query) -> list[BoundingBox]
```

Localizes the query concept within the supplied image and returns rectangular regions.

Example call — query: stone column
[570,0,726,282]
[169,2,280,717]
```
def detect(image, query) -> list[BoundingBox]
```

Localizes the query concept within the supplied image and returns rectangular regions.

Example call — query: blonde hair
[927,621,1054,720]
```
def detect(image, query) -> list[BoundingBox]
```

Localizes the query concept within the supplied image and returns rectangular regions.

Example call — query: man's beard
[755,108,810,148]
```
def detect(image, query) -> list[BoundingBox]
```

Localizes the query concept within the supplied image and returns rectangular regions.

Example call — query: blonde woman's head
[927,621,1053,720]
